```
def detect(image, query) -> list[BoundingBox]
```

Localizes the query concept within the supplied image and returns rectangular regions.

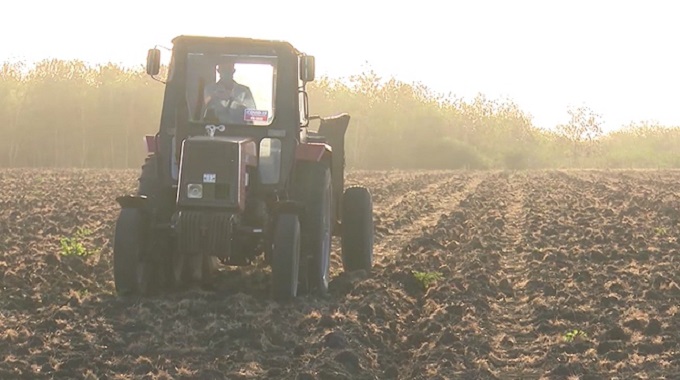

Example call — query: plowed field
[2,169,680,379]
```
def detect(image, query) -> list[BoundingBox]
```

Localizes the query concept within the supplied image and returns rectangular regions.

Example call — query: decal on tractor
[203,173,217,183]
[244,109,269,122]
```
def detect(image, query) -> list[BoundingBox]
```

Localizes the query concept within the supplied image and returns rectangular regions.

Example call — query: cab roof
[170,35,303,55]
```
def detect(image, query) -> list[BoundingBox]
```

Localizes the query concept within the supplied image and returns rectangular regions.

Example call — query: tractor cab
[145,36,317,191]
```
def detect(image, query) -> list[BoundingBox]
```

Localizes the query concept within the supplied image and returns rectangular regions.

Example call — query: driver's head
[217,61,235,81]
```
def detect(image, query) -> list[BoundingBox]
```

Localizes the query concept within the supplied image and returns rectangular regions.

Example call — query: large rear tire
[341,186,374,272]
[294,161,333,296]
[271,213,301,302]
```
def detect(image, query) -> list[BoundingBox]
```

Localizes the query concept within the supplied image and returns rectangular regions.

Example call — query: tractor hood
[176,135,257,211]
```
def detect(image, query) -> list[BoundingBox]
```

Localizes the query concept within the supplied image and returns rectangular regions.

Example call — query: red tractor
[113,36,373,301]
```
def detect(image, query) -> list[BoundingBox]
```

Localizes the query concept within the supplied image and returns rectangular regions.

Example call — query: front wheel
[271,213,301,302]
[341,186,374,272]
[113,208,149,296]
[294,161,333,296]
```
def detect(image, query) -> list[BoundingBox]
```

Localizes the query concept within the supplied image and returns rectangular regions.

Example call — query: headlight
[187,183,203,199]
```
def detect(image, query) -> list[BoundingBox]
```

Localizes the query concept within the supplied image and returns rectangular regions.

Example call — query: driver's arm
[243,87,256,109]
[203,84,213,105]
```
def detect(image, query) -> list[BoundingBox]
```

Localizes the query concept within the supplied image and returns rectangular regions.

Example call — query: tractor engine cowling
[174,136,257,259]
[176,136,257,211]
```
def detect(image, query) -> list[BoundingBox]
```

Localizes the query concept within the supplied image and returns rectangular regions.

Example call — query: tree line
[1,59,678,169]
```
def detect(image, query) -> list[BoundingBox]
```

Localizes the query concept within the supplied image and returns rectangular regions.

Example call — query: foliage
[1,59,680,169]
[556,106,604,166]
[59,227,96,257]
[0,60,163,168]
[412,271,443,289]
[557,106,603,144]
[563,329,588,343]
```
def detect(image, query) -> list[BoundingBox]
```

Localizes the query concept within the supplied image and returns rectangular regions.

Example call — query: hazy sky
[2,0,679,131]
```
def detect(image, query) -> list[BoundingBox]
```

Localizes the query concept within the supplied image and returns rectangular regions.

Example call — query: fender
[295,143,333,162]
[295,142,332,162]
[116,194,149,210]
[144,134,159,154]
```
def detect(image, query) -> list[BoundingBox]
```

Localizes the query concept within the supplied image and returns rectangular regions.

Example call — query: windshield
[186,53,277,126]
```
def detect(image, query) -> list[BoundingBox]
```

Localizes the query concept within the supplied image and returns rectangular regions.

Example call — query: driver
[203,60,256,123]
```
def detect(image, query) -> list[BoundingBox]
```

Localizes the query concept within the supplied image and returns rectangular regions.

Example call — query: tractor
[113,35,374,301]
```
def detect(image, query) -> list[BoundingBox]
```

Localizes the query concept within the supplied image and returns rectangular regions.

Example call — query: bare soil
[2,168,680,379]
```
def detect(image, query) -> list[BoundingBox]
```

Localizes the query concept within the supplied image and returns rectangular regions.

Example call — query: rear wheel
[271,213,301,302]
[341,186,374,272]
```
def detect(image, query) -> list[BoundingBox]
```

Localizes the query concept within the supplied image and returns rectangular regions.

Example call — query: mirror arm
[151,75,166,85]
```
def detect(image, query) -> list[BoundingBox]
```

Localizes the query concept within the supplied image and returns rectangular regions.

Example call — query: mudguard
[295,143,331,162]
[144,135,158,154]
[116,195,149,210]
[316,113,350,221]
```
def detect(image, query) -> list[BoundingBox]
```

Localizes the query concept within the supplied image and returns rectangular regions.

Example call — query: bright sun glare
[2,0,679,132]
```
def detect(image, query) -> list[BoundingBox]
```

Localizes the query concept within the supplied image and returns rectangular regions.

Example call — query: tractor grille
[177,210,235,259]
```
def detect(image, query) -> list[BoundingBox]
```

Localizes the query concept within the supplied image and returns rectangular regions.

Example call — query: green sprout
[563,329,588,343]
[412,271,444,289]
[59,227,96,257]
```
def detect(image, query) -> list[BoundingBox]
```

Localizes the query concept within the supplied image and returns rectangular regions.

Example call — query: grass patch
[59,227,97,257]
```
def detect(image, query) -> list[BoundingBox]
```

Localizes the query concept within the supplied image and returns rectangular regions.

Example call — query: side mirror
[301,55,315,82]
[146,48,161,76]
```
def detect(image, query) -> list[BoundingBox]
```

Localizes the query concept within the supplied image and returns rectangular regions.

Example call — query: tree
[556,105,603,166]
